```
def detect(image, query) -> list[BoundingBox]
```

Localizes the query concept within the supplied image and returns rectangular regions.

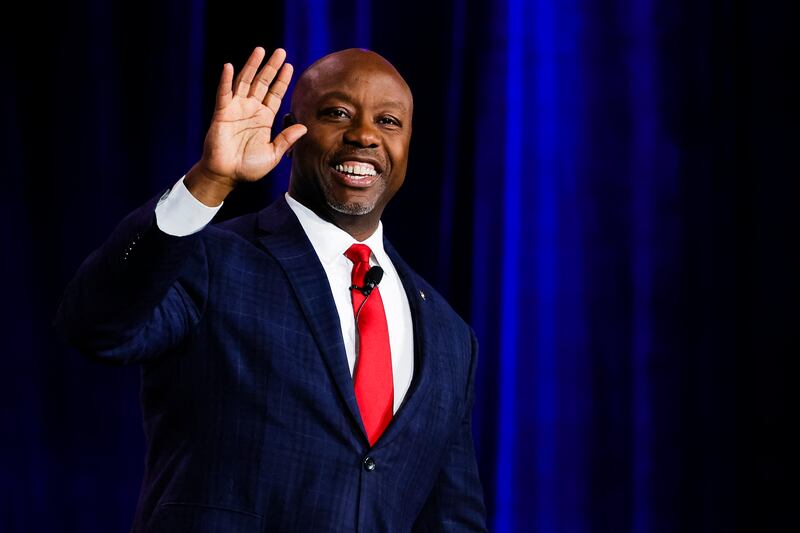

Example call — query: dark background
[1,0,795,531]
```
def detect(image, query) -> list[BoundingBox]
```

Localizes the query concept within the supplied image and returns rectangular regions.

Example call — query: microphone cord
[354,290,373,324]
[350,265,384,324]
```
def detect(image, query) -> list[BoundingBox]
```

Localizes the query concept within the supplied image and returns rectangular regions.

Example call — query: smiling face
[287,49,413,237]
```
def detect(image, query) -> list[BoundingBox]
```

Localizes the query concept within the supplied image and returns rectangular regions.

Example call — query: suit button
[363,456,376,471]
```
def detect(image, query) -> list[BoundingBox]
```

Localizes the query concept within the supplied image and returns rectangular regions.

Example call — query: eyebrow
[317,91,409,113]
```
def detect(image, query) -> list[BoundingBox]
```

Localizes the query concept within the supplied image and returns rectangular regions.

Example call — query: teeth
[333,163,378,177]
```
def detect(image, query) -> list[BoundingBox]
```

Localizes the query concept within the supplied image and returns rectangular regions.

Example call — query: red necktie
[345,244,393,446]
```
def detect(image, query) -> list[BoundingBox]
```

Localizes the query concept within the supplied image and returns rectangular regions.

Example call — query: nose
[344,116,380,148]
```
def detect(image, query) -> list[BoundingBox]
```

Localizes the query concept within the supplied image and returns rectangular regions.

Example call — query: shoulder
[200,196,293,249]
[208,212,259,242]
[385,239,474,343]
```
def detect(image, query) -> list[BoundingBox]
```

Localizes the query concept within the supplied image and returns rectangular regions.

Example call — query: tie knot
[345,243,372,265]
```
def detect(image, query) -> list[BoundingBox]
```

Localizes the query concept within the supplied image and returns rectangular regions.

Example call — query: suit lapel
[371,239,436,449]
[255,198,366,439]
[255,199,438,449]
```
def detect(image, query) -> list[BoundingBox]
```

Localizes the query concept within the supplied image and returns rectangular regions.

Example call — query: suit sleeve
[412,329,488,532]
[54,192,208,365]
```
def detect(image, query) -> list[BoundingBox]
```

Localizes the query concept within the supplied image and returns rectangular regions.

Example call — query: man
[56,47,487,532]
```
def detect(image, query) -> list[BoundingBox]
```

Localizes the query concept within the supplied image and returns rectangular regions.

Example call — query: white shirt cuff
[155,176,223,236]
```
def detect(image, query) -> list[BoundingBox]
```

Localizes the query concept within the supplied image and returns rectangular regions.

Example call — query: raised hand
[185,47,307,206]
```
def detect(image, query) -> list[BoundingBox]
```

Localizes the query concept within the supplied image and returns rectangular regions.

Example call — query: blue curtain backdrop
[2,0,795,531]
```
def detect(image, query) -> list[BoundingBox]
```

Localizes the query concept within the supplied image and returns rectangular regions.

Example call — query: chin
[321,177,385,217]
[326,198,377,216]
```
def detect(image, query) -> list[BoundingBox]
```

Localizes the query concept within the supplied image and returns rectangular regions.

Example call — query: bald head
[290,49,413,118]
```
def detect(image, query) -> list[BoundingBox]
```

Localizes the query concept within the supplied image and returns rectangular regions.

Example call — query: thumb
[273,124,308,160]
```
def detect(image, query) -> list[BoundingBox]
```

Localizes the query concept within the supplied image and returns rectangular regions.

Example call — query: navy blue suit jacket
[56,194,487,532]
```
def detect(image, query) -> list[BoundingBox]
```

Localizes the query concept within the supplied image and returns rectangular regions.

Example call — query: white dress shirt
[155,177,414,412]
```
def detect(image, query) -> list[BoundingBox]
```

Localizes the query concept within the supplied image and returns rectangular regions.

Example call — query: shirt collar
[284,193,388,266]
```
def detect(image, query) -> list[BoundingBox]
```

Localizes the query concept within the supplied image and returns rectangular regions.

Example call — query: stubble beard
[323,179,384,216]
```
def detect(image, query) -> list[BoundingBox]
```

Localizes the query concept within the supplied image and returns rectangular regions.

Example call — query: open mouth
[329,160,382,188]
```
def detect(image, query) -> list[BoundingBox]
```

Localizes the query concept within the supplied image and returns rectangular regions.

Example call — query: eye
[321,107,350,120]
[378,115,401,127]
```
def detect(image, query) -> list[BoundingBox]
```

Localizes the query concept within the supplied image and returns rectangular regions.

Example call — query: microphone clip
[349,266,384,297]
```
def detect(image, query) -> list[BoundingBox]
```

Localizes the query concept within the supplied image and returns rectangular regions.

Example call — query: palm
[201,48,306,183]
[206,98,280,181]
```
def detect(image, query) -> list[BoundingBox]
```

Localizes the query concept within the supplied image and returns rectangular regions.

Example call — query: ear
[283,113,298,157]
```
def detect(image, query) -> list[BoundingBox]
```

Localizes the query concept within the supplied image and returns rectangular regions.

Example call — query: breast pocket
[148,502,263,532]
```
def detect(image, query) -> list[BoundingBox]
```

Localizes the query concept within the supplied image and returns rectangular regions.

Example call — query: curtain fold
[4,0,791,530]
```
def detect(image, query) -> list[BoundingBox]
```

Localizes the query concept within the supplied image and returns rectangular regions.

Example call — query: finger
[250,48,287,101]
[216,63,234,110]
[272,123,307,161]
[262,63,294,115]
[233,47,266,97]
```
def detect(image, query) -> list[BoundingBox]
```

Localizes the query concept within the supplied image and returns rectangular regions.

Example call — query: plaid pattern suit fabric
[55,195,487,532]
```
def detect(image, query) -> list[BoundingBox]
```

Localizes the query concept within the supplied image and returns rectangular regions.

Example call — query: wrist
[184,163,235,207]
